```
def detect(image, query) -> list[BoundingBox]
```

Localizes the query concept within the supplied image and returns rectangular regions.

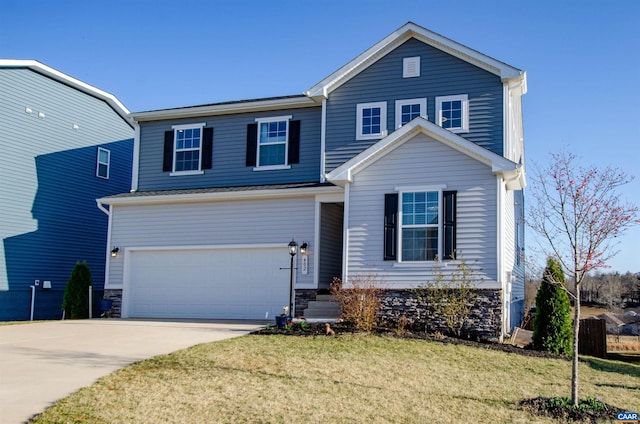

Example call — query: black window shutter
[288,120,300,164]
[384,193,398,260]
[443,191,457,260]
[163,130,174,172]
[246,123,258,167]
[202,127,213,170]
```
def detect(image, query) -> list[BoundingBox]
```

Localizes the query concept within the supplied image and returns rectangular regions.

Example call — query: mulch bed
[252,321,567,359]
[519,397,624,423]
[253,321,630,422]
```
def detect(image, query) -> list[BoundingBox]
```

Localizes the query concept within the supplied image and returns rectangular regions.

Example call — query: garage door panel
[127,248,290,319]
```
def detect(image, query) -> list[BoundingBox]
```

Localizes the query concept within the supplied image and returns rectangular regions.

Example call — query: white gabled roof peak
[0,59,133,127]
[306,22,525,99]
[326,117,524,190]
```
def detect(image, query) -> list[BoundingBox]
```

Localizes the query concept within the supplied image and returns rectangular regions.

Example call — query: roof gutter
[131,96,319,122]
[98,185,344,206]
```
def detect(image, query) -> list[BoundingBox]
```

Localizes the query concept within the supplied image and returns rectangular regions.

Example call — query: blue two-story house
[98,22,526,337]
[0,60,134,320]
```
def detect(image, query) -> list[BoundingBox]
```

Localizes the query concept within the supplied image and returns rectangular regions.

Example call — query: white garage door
[125,247,291,319]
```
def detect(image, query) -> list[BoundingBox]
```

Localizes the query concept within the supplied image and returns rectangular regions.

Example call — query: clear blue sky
[2,0,638,274]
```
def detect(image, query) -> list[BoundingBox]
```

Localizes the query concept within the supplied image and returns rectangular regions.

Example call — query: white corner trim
[131,123,140,191]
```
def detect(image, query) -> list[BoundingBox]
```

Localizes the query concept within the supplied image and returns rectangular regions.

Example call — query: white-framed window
[172,123,205,174]
[436,94,469,133]
[400,190,441,261]
[403,56,420,78]
[96,147,110,179]
[356,102,387,140]
[255,115,292,169]
[395,98,427,128]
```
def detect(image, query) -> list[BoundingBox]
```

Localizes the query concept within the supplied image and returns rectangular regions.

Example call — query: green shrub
[415,254,479,337]
[533,257,572,355]
[62,261,93,319]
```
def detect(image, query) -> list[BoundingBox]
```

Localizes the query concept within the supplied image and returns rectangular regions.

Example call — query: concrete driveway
[0,319,264,423]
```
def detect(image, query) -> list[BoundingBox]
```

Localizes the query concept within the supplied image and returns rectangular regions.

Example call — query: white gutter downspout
[496,177,505,341]
[130,122,141,192]
[341,182,351,284]
[97,200,113,290]
[320,98,327,182]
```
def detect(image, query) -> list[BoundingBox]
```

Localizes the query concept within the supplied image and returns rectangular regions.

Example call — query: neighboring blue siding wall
[325,38,504,172]
[137,107,322,191]
[0,67,133,320]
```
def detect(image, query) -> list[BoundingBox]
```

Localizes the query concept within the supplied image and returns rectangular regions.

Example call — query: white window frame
[356,102,387,141]
[396,185,447,263]
[403,56,421,78]
[254,115,292,171]
[96,147,110,179]
[395,98,427,129]
[170,123,206,176]
[436,94,469,133]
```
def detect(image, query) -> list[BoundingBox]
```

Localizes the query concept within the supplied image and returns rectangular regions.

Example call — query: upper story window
[356,102,387,140]
[436,94,469,133]
[395,98,427,128]
[96,147,110,179]
[403,56,420,78]
[246,116,300,170]
[163,123,213,175]
[256,116,291,168]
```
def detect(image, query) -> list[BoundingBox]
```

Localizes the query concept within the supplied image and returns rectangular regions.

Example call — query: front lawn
[30,334,638,423]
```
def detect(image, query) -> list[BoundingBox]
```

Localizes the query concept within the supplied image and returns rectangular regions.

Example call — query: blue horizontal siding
[325,37,504,171]
[137,107,322,191]
[0,67,133,320]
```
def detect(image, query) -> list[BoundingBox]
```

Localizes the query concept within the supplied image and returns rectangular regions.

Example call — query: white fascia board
[98,185,343,206]
[0,59,133,127]
[306,22,525,98]
[131,96,319,122]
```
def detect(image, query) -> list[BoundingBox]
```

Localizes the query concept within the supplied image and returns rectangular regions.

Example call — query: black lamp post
[287,239,298,318]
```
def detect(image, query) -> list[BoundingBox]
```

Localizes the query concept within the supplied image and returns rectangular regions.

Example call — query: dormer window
[436,94,469,133]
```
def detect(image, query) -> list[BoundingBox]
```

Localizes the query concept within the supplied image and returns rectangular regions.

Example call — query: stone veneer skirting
[104,289,123,318]
[294,289,317,318]
[101,288,318,319]
[102,288,500,337]
[377,289,503,339]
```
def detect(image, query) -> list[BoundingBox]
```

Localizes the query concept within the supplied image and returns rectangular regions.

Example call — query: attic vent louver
[403,56,420,78]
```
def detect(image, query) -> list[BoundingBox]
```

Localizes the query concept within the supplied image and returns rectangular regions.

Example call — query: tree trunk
[571,283,581,407]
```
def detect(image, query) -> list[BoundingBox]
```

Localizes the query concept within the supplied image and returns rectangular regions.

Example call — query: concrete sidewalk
[0,319,264,423]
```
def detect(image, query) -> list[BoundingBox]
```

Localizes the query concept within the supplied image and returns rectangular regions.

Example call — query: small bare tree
[528,150,639,406]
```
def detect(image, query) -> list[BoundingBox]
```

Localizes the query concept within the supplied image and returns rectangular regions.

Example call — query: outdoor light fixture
[300,242,308,255]
[288,239,298,256]
[111,247,120,257]
[287,239,298,318]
